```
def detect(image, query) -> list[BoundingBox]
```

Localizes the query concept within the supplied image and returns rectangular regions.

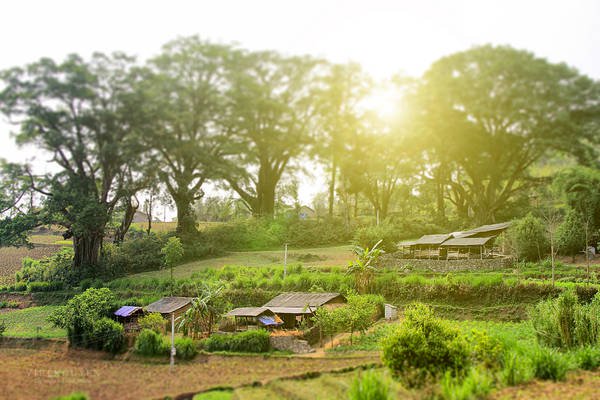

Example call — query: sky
[0,0,599,213]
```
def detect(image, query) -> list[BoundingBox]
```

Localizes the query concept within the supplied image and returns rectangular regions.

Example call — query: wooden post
[284,243,288,279]
[170,312,175,371]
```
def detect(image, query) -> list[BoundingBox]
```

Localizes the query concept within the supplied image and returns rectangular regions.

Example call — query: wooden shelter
[440,237,496,259]
[413,234,453,259]
[262,292,346,329]
[225,307,283,331]
[144,297,193,331]
[114,306,144,332]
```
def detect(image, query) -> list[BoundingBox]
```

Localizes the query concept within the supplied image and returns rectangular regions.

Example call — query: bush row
[203,330,271,353]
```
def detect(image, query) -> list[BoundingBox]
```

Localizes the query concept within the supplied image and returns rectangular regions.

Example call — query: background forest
[1,37,600,275]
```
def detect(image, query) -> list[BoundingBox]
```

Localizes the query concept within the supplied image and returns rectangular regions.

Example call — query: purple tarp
[114,305,142,318]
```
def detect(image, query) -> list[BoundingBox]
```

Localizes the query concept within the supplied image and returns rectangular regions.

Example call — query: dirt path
[0,347,379,400]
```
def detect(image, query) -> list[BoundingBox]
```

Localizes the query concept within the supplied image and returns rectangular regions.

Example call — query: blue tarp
[258,316,283,326]
[114,306,142,317]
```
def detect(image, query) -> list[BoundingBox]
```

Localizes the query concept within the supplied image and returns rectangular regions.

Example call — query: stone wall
[378,254,513,272]
[269,335,314,354]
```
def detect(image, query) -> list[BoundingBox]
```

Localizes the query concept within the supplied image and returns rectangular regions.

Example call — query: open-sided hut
[413,234,453,259]
[225,307,283,330]
[456,222,511,239]
[144,297,193,330]
[263,292,345,329]
[440,236,496,259]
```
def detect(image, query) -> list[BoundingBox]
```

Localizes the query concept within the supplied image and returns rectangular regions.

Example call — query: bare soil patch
[0,347,379,400]
[0,245,61,285]
[491,370,600,400]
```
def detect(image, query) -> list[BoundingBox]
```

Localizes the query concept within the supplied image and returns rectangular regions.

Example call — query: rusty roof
[225,307,271,317]
[263,292,343,308]
[267,307,315,314]
[415,234,453,246]
[440,237,495,247]
[144,297,193,314]
[457,222,511,238]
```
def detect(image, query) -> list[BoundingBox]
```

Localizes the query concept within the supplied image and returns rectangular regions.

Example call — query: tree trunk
[73,233,103,270]
[328,158,337,217]
[173,192,198,236]
[114,199,138,244]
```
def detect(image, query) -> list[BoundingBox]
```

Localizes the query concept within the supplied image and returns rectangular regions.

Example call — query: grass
[28,235,72,246]
[193,391,233,400]
[127,245,353,279]
[0,305,66,338]
[331,319,536,353]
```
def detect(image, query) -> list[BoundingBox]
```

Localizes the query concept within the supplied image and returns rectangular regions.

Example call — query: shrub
[27,281,64,292]
[175,337,198,360]
[204,330,270,353]
[138,312,165,334]
[574,346,600,370]
[556,209,585,258]
[14,282,27,291]
[52,393,89,400]
[531,346,570,381]
[509,213,549,261]
[530,290,599,349]
[381,303,470,387]
[353,224,398,253]
[467,329,504,369]
[440,367,493,400]
[0,320,6,336]
[134,329,168,356]
[48,288,117,348]
[101,235,167,276]
[348,369,391,400]
[16,248,75,284]
[91,317,125,354]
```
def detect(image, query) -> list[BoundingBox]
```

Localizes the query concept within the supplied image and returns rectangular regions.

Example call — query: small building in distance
[114,305,144,332]
[440,236,496,259]
[225,307,283,331]
[396,222,512,260]
[144,297,194,330]
[262,292,346,329]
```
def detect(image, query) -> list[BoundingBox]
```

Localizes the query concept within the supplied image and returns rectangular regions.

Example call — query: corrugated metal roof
[415,234,453,246]
[267,307,314,314]
[457,222,511,238]
[225,307,270,317]
[440,237,495,247]
[263,292,343,308]
[114,306,142,317]
[398,240,418,246]
[144,297,193,314]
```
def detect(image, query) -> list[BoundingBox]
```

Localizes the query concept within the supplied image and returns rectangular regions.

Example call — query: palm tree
[346,239,385,294]
[178,283,227,338]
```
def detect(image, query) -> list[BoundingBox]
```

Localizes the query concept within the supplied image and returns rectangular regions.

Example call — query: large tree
[413,45,600,224]
[314,63,371,216]
[144,37,232,235]
[339,115,419,219]
[0,53,148,268]
[221,50,322,217]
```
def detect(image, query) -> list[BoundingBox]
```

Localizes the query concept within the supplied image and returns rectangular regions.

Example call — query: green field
[0,306,66,338]
[128,245,354,279]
